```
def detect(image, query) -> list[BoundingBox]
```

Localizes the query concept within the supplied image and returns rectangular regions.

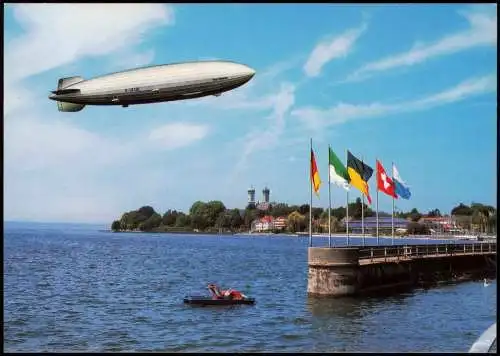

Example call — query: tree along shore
[111,201,496,235]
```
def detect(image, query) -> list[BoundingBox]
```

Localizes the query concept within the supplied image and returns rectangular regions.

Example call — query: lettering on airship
[212,77,229,81]
[124,87,140,93]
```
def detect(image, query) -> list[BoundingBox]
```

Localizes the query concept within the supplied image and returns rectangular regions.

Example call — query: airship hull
[49,60,255,111]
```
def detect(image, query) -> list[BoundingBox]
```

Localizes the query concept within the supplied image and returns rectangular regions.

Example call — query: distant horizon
[4,220,109,226]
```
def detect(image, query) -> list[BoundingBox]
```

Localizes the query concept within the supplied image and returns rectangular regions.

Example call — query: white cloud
[410,74,497,109]
[4,3,174,84]
[293,102,392,132]
[3,112,139,223]
[5,116,131,171]
[148,122,210,150]
[243,82,296,151]
[112,49,156,71]
[230,82,296,178]
[3,4,184,223]
[346,6,497,82]
[291,73,497,134]
[3,83,37,117]
[4,112,209,222]
[304,23,367,77]
[258,55,303,82]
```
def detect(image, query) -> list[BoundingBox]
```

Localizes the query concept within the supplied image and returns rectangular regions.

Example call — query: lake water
[4,222,497,352]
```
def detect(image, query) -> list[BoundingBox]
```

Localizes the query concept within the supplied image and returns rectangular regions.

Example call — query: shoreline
[101,230,484,241]
[103,230,235,235]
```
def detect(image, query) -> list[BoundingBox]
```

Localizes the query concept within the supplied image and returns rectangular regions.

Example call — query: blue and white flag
[393,164,411,200]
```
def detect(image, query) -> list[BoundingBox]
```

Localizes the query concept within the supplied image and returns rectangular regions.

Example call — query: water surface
[4,222,496,352]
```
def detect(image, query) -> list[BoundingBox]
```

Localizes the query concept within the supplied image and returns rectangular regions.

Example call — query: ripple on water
[4,225,497,352]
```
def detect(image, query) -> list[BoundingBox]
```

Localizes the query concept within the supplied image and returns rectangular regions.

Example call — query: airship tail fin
[58,76,84,90]
[55,76,85,111]
[57,102,86,112]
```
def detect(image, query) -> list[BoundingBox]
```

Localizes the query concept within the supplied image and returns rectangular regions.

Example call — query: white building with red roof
[251,215,287,232]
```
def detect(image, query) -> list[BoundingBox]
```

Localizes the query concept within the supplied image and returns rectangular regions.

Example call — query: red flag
[310,149,322,196]
[377,160,397,198]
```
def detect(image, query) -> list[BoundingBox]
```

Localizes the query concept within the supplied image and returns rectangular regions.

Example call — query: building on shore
[343,216,476,235]
[273,216,286,229]
[418,216,459,234]
[346,216,408,234]
[251,215,286,232]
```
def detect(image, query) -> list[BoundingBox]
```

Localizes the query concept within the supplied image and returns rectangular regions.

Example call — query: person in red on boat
[223,289,244,300]
[207,284,247,300]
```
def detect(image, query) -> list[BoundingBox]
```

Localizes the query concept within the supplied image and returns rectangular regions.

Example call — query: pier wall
[307,244,497,297]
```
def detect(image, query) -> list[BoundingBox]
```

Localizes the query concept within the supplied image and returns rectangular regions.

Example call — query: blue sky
[4,4,497,223]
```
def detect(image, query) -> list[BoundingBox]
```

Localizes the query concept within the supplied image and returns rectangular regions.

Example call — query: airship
[49,60,256,112]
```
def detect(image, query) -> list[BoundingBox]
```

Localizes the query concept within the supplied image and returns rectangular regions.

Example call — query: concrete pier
[307,247,359,296]
[307,242,496,297]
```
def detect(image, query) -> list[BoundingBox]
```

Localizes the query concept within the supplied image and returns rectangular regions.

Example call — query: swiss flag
[377,160,397,198]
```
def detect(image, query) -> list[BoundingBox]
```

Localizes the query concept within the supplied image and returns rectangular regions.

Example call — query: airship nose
[230,63,256,79]
[242,65,256,78]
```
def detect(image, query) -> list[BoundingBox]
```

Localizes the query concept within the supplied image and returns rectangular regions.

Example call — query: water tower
[247,186,256,207]
[262,186,270,203]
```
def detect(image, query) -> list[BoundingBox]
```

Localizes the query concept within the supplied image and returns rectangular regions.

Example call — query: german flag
[310,148,322,196]
[347,150,373,204]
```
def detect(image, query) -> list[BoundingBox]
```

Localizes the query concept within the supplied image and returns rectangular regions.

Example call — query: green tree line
[110,200,496,234]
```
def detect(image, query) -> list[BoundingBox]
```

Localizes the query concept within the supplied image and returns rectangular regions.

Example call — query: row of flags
[310,146,412,203]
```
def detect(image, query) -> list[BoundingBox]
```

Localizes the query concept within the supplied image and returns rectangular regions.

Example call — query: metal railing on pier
[358,242,496,262]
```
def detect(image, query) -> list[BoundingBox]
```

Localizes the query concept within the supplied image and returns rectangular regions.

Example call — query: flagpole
[391,161,395,246]
[309,138,313,248]
[346,190,349,246]
[376,160,379,246]
[328,145,332,248]
[361,155,365,247]
[362,193,365,247]
[346,149,350,247]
